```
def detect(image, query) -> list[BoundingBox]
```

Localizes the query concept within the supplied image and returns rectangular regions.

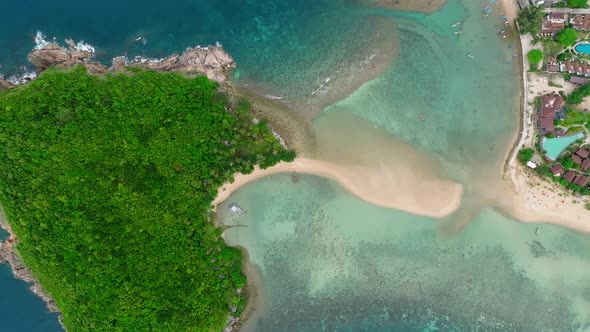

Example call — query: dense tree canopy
[516,5,544,36]
[0,67,295,331]
[517,148,535,165]
[527,49,543,64]
[557,28,578,47]
[567,82,590,104]
[567,0,588,8]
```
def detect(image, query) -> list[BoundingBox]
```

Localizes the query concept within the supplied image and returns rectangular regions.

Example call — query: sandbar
[213,157,463,218]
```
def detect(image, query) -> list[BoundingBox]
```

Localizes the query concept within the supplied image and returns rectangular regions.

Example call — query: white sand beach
[213,157,463,219]
[501,0,590,233]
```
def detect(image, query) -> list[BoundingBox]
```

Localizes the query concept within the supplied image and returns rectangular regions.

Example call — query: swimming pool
[575,43,590,55]
[542,132,585,161]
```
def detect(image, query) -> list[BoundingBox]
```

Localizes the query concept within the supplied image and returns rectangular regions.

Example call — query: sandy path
[213,158,463,218]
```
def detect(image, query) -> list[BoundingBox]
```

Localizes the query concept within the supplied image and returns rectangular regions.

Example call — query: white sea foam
[34,31,50,49]
[75,41,96,56]
[6,67,37,85]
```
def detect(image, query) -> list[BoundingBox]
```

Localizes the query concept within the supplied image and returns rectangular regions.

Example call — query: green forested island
[0,66,294,331]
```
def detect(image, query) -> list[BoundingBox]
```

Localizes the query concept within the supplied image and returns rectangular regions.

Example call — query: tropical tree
[567,0,589,8]
[516,6,544,35]
[557,28,578,47]
[518,148,535,165]
[528,49,543,63]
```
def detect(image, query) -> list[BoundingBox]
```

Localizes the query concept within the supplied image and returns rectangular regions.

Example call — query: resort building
[539,13,567,36]
[583,159,590,171]
[575,174,590,187]
[559,60,590,77]
[570,76,589,85]
[576,148,589,159]
[571,14,590,31]
[565,170,576,183]
[531,0,563,6]
[572,154,583,165]
[551,164,565,176]
[546,56,559,73]
[538,93,564,134]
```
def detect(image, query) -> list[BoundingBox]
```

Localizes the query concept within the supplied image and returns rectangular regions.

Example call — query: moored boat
[467,52,475,59]
[451,22,462,28]
[454,30,463,35]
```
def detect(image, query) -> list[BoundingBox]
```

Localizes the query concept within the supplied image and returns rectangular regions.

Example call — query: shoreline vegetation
[502,0,590,233]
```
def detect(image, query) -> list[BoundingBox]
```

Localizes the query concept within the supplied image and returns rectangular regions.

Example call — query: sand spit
[213,110,464,219]
[213,157,462,218]
[364,0,447,13]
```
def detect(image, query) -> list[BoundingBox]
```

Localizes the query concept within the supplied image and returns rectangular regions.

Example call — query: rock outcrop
[0,79,13,90]
[118,45,236,82]
[28,39,235,82]
[28,40,108,74]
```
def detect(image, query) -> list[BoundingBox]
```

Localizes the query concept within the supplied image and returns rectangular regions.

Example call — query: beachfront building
[551,163,565,176]
[559,59,590,77]
[571,14,590,31]
[546,56,559,73]
[538,93,565,134]
[539,13,568,36]
[531,0,564,6]
[539,13,568,37]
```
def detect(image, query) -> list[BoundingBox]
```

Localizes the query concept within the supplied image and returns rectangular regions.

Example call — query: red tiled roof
[572,14,590,31]
[572,154,583,164]
[576,175,590,187]
[540,118,554,132]
[565,170,576,182]
[570,76,589,85]
[576,148,589,158]
[551,164,565,176]
[582,159,590,171]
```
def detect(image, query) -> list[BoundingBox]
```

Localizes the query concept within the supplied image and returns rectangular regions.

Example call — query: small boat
[454,30,463,35]
[467,52,475,59]
[482,14,489,18]
[451,22,462,28]
[135,35,143,42]
[504,21,509,26]
[498,29,506,35]
[419,114,425,122]
[535,227,540,235]
[501,34,507,39]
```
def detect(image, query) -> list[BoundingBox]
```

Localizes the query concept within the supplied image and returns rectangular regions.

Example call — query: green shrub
[557,28,578,47]
[527,49,544,64]
[567,0,589,8]
[518,148,535,165]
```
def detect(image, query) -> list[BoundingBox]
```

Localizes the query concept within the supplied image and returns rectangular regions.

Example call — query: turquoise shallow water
[2,0,589,331]
[219,174,590,331]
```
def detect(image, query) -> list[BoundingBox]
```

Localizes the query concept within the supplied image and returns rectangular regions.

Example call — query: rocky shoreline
[0,37,236,93]
[0,207,62,323]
